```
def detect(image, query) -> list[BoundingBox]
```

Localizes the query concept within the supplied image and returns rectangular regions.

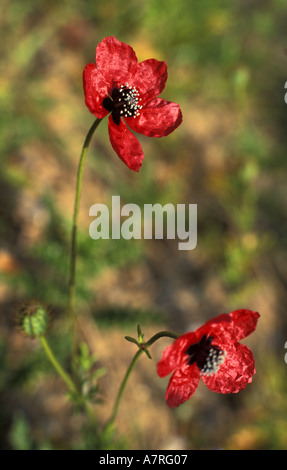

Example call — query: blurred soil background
[1,0,287,450]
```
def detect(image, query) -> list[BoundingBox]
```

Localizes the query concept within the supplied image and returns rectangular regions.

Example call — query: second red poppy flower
[157,309,260,408]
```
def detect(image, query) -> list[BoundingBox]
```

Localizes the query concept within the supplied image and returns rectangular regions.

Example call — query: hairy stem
[68,118,102,368]
[104,330,179,431]
[40,336,78,394]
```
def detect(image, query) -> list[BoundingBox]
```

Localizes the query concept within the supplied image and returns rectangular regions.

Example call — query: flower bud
[16,300,50,338]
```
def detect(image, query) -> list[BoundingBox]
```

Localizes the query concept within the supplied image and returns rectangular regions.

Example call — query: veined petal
[196,310,260,346]
[95,36,138,87]
[83,63,109,119]
[229,309,260,341]
[108,116,144,172]
[195,313,234,349]
[157,343,178,378]
[165,366,200,408]
[133,59,167,105]
[157,331,198,378]
[126,98,183,137]
[201,343,256,394]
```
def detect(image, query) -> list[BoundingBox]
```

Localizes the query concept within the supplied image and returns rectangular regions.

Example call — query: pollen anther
[103,83,142,125]
[118,84,142,118]
[185,334,226,377]
[200,347,227,376]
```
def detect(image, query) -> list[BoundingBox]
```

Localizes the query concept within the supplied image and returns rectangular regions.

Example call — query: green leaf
[124,336,139,346]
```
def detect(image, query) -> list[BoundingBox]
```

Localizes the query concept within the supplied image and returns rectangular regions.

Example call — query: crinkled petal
[201,343,256,394]
[95,36,138,87]
[195,309,260,346]
[229,309,260,341]
[157,343,178,378]
[83,63,109,118]
[157,331,198,378]
[126,98,183,138]
[132,59,167,105]
[195,314,234,349]
[165,366,200,408]
[108,116,144,172]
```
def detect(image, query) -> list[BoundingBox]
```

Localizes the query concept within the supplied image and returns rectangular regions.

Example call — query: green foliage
[9,413,33,451]
[75,342,106,404]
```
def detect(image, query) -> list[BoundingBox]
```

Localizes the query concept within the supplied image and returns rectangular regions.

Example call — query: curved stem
[39,336,78,395]
[144,330,179,348]
[104,330,179,432]
[68,118,102,367]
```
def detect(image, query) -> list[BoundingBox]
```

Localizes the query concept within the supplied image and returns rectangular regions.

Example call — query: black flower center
[185,334,226,376]
[103,83,142,125]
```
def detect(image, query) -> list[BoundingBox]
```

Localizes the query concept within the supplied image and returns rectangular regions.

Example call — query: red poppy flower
[83,36,182,172]
[157,309,260,408]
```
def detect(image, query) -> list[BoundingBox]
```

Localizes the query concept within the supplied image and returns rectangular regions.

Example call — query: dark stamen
[103,83,142,125]
[185,334,226,376]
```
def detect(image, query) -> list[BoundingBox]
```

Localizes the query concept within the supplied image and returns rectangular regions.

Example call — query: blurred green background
[1,0,287,450]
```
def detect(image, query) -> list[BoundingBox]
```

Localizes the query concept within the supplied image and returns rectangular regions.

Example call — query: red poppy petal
[95,36,138,87]
[83,64,109,119]
[126,98,183,138]
[157,344,178,378]
[196,310,260,346]
[108,116,144,172]
[132,59,167,104]
[201,343,256,394]
[157,331,198,378]
[229,309,260,341]
[195,313,234,348]
[196,313,231,335]
[165,366,200,408]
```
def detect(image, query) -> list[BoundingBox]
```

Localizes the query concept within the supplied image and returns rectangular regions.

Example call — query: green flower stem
[39,336,78,395]
[104,330,179,431]
[68,118,102,367]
